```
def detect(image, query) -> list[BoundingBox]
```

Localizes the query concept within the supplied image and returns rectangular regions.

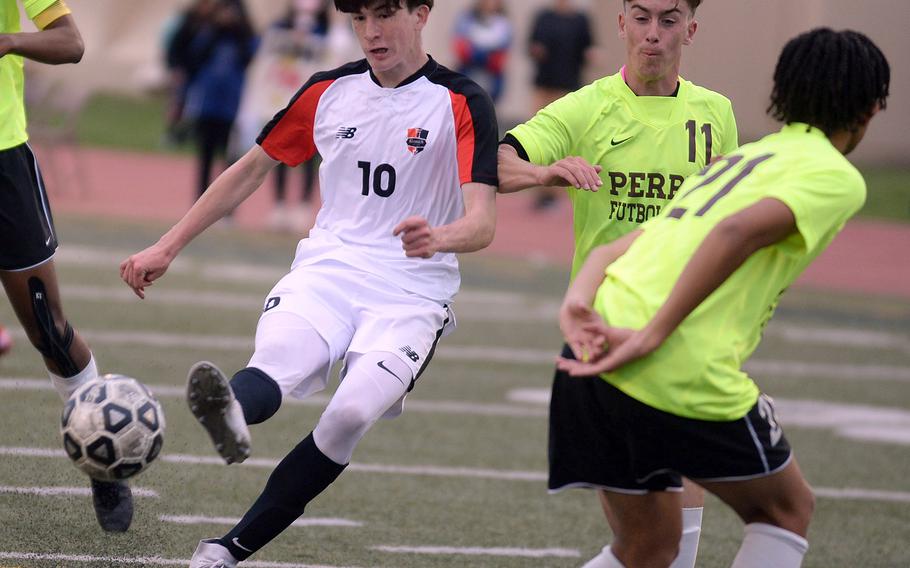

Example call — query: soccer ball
[61,374,165,481]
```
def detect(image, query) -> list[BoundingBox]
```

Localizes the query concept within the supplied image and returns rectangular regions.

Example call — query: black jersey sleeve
[428,65,499,187]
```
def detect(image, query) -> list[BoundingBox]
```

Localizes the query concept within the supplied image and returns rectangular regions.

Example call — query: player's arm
[120,145,278,298]
[0,8,83,64]
[394,182,496,258]
[558,198,797,375]
[559,230,641,360]
[497,143,603,193]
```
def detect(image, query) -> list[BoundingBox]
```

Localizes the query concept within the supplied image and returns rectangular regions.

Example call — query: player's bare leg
[592,489,683,568]
[0,260,133,532]
[587,479,703,568]
[698,459,814,568]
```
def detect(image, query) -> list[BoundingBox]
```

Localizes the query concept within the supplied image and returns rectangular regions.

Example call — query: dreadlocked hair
[334,0,432,13]
[768,28,890,135]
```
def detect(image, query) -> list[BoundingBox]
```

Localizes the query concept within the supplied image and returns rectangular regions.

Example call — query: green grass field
[0,215,908,567]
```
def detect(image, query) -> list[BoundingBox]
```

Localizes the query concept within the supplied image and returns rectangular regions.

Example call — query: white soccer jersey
[257,57,498,303]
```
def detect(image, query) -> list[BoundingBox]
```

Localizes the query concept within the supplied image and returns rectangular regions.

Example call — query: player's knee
[780,483,815,534]
[320,400,374,439]
[742,483,815,535]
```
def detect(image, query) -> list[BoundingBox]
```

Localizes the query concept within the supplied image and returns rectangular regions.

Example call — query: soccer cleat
[187,361,251,464]
[90,477,133,532]
[190,539,239,568]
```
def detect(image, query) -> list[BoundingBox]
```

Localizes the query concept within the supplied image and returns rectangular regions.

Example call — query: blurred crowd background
[24,0,910,163]
[19,0,910,224]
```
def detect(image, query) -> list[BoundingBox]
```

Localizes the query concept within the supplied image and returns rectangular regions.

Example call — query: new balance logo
[399,345,420,363]
[336,126,357,139]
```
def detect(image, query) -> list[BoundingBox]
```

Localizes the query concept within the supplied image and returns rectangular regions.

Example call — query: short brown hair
[334,0,433,13]
[623,0,702,14]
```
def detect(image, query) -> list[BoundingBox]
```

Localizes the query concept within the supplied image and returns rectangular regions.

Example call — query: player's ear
[683,18,698,45]
[414,4,430,30]
[618,11,627,40]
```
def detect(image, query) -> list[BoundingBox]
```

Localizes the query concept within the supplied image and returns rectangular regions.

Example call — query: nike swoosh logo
[376,360,405,384]
[611,136,633,146]
[232,537,253,553]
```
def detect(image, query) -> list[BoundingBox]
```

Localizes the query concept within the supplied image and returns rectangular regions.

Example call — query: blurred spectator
[528,0,593,211]
[179,0,258,201]
[162,0,219,145]
[452,0,512,103]
[231,0,333,232]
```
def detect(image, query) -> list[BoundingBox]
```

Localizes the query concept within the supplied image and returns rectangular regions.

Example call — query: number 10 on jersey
[358,161,397,198]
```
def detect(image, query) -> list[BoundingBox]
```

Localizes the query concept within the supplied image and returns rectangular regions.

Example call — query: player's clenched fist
[393,216,438,259]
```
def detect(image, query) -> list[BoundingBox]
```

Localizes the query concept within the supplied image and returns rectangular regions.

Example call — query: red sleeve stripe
[260,79,334,167]
[448,90,476,186]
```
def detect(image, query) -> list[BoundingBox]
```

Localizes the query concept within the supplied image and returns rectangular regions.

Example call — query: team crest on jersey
[406,128,430,154]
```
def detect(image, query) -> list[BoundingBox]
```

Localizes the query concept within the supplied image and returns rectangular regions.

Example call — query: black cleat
[90,477,133,532]
[187,361,251,464]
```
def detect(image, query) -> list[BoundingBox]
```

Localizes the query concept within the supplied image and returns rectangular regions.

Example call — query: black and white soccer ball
[61,374,165,481]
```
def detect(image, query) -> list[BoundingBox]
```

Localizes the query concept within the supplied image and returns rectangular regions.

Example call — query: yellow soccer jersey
[594,123,866,421]
[507,69,738,279]
[1,0,70,150]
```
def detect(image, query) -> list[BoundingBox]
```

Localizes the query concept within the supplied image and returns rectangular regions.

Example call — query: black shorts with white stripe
[548,344,792,494]
[0,143,58,270]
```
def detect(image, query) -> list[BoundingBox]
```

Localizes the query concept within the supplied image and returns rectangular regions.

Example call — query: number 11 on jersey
[686,119,713,164]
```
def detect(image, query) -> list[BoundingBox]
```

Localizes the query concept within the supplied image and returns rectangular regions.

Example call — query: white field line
[6,322,910,378]
[3,446,910,505]
[0,551,355,568]
[0,485,158,498]
[0,446,546,482]
[83,280,906,340]
[0,378,548,418]
[5,378,910,444]
[813,488,910,503]
[371,545,580,558]
[160,515,362,528]
[506,388,910,447]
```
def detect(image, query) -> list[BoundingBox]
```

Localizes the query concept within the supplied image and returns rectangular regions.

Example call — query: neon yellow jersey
[1,0,69,150]
[507,70,738,279]
[594,123,866,421]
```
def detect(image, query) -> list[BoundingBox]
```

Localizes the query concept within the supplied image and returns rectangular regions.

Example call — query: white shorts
[250,259,455,400]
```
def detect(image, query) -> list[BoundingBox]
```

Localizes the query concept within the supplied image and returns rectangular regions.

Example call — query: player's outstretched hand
[540,157,603,191]
[393,216,438,259]
[119,244,173,299]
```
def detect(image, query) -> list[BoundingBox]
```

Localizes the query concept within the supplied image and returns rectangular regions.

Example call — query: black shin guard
[220,433,346,560]
[229,367,282,425]
[29,277,79,377]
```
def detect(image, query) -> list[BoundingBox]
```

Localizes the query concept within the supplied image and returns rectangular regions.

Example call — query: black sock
[219,433,346,560]
[229,367,282,424]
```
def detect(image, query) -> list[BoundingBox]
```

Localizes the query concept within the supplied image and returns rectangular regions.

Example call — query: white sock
[731,522,808,568]
[669,506,703,568]
[581,545,625,568]
[49,355,98,401]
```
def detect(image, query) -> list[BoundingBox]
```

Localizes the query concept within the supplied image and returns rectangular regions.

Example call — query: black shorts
[0,143,58,270]
[548,345,792,494]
